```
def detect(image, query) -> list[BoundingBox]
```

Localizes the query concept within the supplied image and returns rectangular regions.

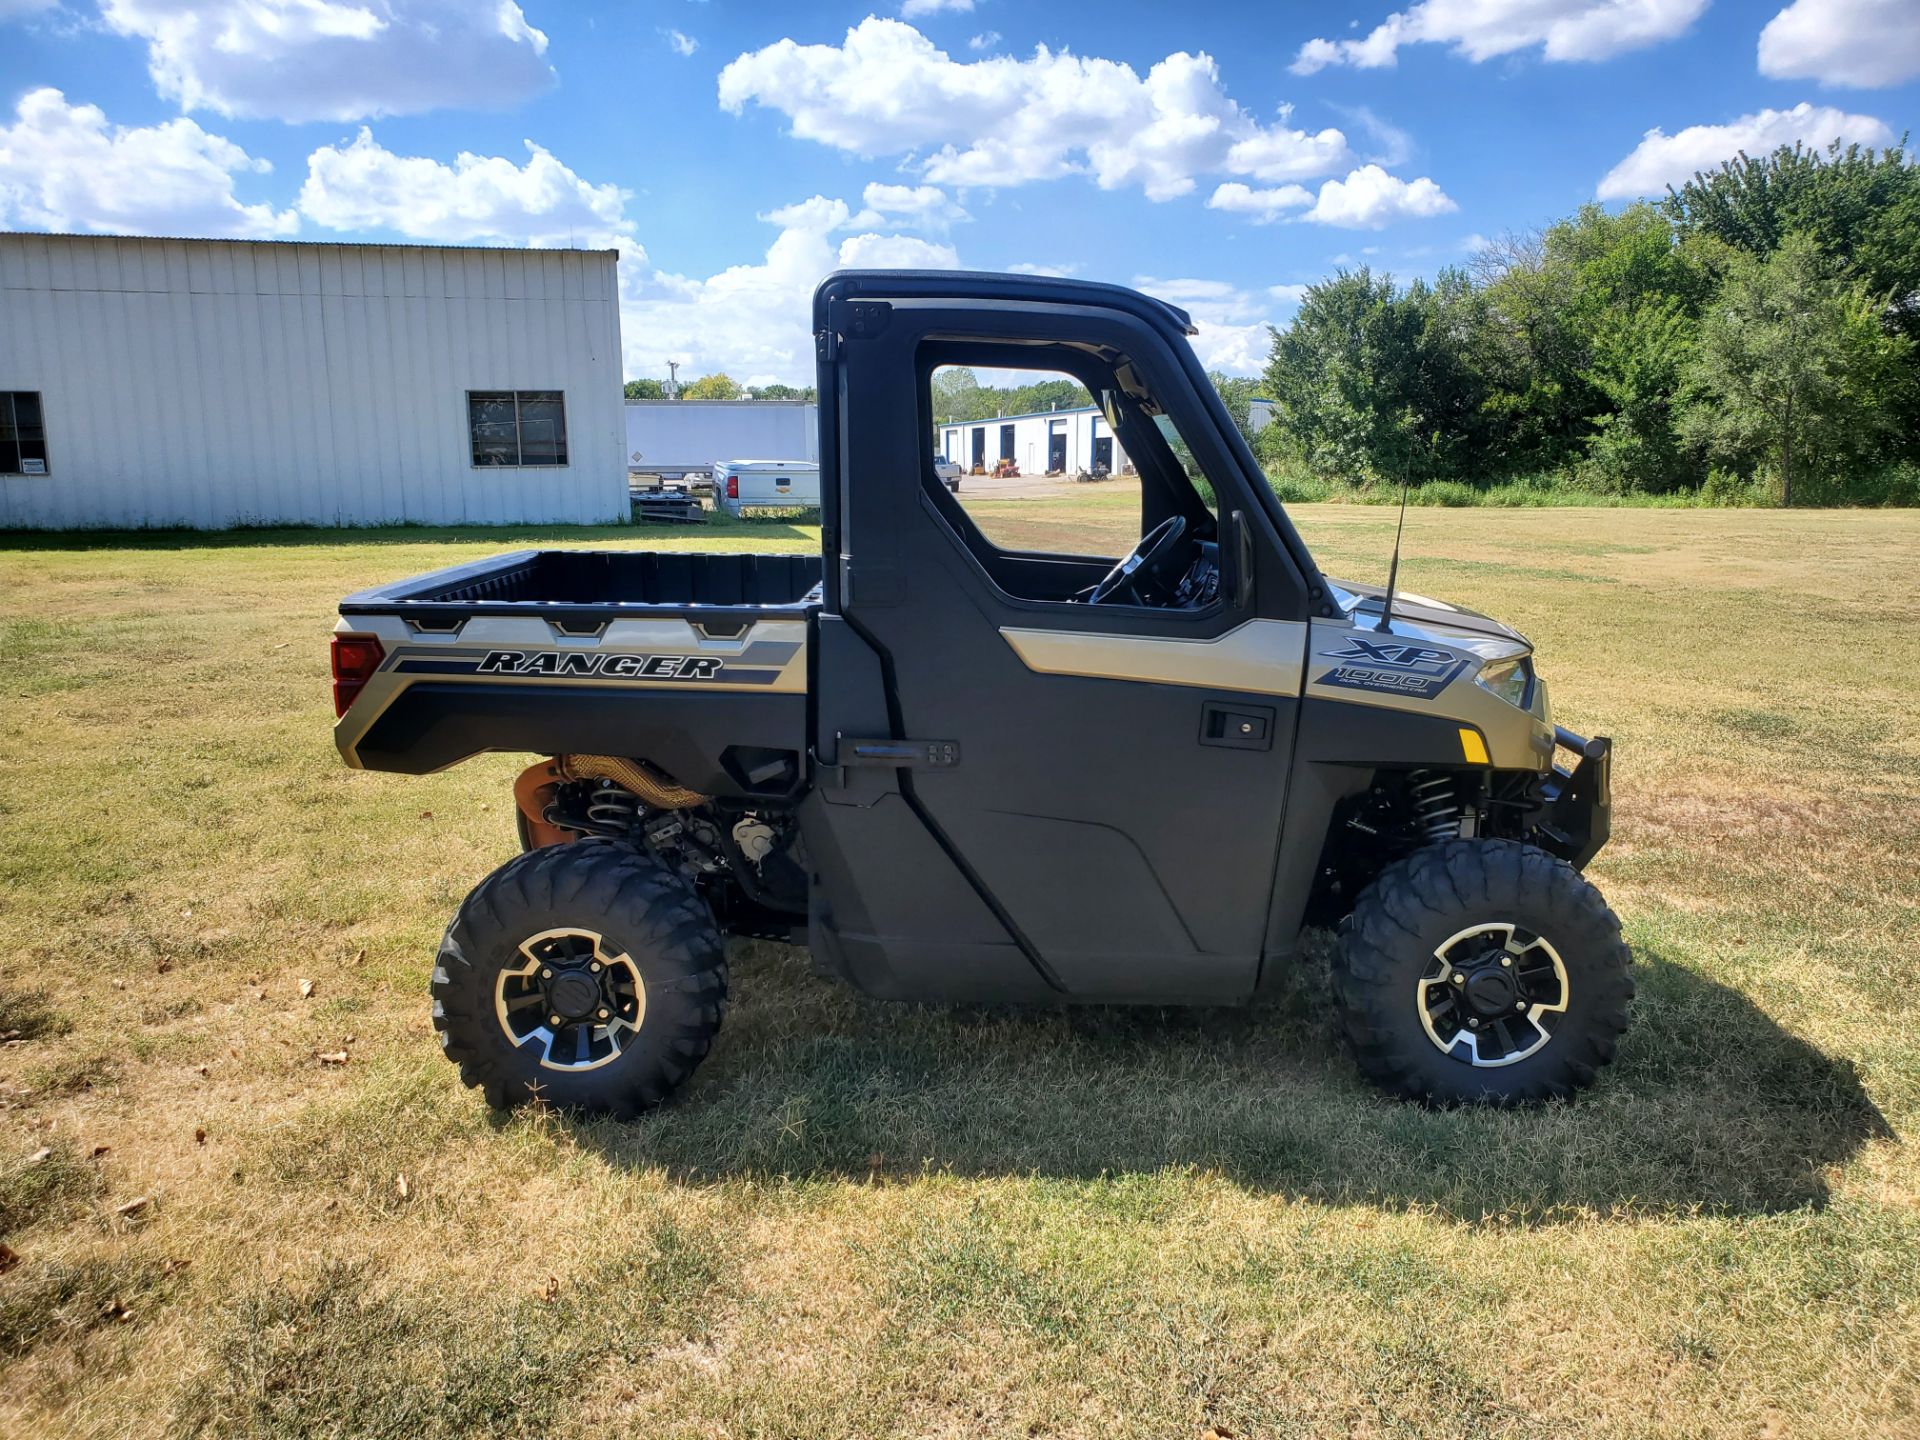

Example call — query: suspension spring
[583,781,640,833]
[1407,769,1460,845]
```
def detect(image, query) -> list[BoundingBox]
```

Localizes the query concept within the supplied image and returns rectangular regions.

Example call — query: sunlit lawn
[2,501,1917,1437]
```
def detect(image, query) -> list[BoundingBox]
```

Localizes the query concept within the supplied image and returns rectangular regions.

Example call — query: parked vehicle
[932,454,963,492]
[626,399,816,482]
[331,270,1628,1118]
[712,459,819,515]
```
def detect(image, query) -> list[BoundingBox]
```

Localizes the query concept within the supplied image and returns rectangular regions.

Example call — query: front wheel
[1333,839,1632,1104]
[431,839,728,1117]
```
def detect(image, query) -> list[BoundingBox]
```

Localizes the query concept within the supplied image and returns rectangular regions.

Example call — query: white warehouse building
[0,232,628,529]
[937,405,1130,479]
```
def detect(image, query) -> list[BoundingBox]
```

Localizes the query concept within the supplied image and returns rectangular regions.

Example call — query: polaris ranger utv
[331,270,1628,1115]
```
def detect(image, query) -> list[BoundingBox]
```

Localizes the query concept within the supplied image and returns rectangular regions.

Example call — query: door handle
[1199,701,1274,751]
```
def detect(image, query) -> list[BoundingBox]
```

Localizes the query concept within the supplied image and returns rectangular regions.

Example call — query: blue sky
[3,1,1916,384]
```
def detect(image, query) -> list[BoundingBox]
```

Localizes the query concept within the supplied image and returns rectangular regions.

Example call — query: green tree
[623,378,666,399]
[680,373,743,400]
[1663,139,1920,347]
[1263,268,1484,485]
[747,383,815,401]
[1681,235,1913,505]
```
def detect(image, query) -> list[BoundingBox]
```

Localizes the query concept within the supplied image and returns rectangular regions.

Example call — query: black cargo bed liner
[339,549,824,624]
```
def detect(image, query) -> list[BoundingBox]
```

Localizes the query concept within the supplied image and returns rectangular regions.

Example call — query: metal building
[0,233,627,529]
[937,404,1130,478]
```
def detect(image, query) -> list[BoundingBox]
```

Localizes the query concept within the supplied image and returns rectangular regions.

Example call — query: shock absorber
[1406,769,1460,846]
[583,781,640,833]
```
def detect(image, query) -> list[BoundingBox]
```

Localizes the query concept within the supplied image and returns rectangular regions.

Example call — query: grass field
[3,499,1918,1438]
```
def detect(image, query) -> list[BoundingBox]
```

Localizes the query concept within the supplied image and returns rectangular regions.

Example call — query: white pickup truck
[713,459,819,516]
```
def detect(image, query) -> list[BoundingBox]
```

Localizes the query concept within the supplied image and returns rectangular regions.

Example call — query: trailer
[625,400,818,483]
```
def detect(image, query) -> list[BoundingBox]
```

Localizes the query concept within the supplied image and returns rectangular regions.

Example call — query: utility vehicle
[331,270,1628,1115]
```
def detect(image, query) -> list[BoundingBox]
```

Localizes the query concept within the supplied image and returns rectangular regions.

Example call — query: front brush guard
[1532,727,1612,870]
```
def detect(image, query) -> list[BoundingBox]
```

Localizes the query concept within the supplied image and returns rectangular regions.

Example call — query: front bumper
[1531,726,1612,870]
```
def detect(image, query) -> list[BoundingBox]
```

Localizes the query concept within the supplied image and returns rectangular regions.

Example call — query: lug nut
[549,1014,563,1027]
[1515,1001,1527,1011]
[597,1008,610,1020]
[1451,973,1465,987]
[589,961,602,974]
[1467,1018,1480,1029]
[1499,955,1512,968]
[540,968,553,980]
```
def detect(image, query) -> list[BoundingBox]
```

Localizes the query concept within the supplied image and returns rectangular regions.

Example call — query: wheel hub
[1461,965,1518,1015]
[546,970,602,1021]
[494,928,647,1072]
[1416,922,1570,1068]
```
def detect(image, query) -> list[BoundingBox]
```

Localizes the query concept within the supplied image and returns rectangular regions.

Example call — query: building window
[468,391,568,467]
[1,392,48,475]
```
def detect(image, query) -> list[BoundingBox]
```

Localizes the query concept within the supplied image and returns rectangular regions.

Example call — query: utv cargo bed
[339,549,824,625]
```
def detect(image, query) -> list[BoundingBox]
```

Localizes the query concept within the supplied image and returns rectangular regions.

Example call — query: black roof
[817,269,1197,336]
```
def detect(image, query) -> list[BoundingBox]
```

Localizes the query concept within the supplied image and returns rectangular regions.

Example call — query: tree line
[623,376,816,401]
[1256,141,1919,505]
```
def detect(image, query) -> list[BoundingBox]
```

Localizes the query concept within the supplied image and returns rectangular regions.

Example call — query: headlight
[1475,656,1533,710]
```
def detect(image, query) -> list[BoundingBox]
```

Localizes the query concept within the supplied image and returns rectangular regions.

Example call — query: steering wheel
[1087,514,1189,606]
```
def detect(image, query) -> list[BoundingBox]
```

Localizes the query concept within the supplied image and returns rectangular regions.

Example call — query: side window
[926,361,1224,554]
[468,390,569,467]
[0,391,48,475]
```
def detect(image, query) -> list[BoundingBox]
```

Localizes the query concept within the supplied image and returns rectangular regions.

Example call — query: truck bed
[333,548,821,789]
[339,548,824,625]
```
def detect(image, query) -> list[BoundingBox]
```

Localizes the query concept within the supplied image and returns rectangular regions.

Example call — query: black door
[813,290,1314,1003]
[1047,426,1067,473]
[999,423,1015,462]
[1092,435,1113,471]
[970,427,986,472]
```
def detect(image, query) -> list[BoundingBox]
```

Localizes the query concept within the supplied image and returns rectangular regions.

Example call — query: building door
[1092,435,1113,472]
[970,427,986,472]
[999,424,1014,464]
[1047,423,1067,473]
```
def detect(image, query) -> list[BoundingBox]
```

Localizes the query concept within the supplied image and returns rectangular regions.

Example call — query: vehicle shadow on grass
[565,942,1893,1222]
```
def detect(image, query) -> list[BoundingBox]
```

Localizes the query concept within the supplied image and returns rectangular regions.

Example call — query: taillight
[330,633,384,717]
[725,472,739,499]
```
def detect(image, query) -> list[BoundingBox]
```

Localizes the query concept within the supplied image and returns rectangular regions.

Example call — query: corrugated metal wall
[0,234,628,529]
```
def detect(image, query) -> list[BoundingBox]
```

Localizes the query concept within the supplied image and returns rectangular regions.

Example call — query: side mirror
[1231,509,1255,611]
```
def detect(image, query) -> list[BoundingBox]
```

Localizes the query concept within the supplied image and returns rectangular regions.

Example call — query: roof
[818,269,1198,335]
[0,230,621,260]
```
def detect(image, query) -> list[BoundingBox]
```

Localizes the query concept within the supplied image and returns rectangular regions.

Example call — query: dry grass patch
[2,507,1918,1438]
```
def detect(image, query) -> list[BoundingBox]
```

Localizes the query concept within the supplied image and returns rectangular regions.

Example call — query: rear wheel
[431,839,728,1116]
[1333,838,1631,1104]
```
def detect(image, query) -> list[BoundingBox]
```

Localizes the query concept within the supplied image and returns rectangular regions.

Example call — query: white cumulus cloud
[663,27,698,58]
[718,17,1353,201]
[1133,276,1279,375]
[968,31,1000,50]
[1209,166,1456,228]
[1758,0,1920,88]
[1596,102,1894,198]
[99,0,556,122]
[1293,0,1707,74]
[1207,181,1314,222]
[296,128,635,249]
[623,193,973,385]
[848,181,971,232]
[1305,165,1457,228]
[0,87,296,237]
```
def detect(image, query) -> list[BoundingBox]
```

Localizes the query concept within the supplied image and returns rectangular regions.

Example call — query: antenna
[1375,464,1412,633]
